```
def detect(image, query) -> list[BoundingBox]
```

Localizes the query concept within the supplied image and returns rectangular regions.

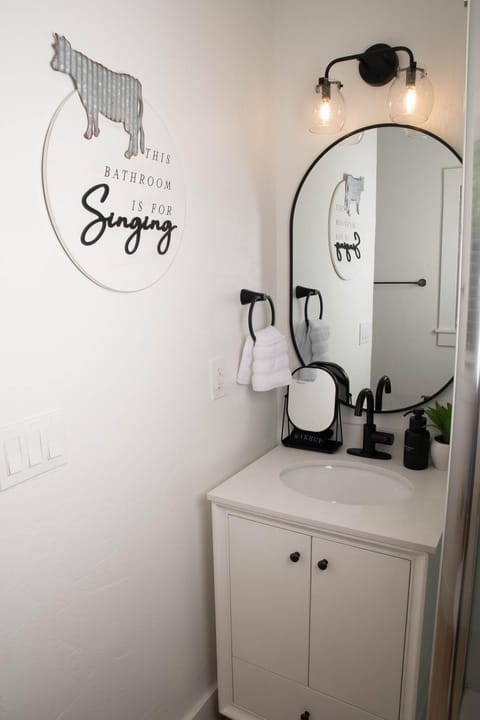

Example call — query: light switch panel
[26,429,43,467]
[0,412,67,491]
[47,423,63,460]
[359,321,372,345]
[4,435,24,475]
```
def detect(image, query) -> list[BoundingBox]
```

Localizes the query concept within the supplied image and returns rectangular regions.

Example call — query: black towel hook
[240,289,275,342]
[295,286,323,327]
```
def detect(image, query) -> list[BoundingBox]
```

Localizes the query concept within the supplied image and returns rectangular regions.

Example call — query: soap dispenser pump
[403,408,430,470]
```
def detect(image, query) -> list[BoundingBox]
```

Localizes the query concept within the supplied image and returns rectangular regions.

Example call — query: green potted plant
[425,401,452,470]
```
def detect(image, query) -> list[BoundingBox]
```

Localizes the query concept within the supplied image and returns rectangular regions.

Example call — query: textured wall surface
[0,2,276,719]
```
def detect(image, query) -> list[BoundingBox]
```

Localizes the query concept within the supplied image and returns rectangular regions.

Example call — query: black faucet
[375,375,392,412]
[347,388,394,460]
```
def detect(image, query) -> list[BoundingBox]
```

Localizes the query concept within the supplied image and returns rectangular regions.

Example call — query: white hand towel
[252,326,291,391]
[253,352,290,373]
[309,319,330,361]
[237,326,291,391]
[252,366,292,392]
[296,365,318,382]
[237,335,254,385]
[295,322,313,364]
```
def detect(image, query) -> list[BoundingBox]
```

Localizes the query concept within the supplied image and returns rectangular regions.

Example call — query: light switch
[5,435,24,475]
[26,429,43,467]
[0,411,67,491]
[359,321,372,345]
[47,423,63,460]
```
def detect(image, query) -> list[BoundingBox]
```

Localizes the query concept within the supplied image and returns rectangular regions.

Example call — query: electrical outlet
[209,357,226,400]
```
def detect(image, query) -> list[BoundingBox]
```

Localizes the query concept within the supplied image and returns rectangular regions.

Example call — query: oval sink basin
[280,462,413,505]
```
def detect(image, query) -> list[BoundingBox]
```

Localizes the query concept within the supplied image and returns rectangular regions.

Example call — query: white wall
[272,0,467,427]
[0,2,277,720]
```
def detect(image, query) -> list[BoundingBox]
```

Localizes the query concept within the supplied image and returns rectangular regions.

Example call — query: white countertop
[207,433,448,554]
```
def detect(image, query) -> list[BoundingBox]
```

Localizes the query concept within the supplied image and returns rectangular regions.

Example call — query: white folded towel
[295,323,311,363]
[237,325,291,391]
[310,319,330,360]
[294,319,330,365]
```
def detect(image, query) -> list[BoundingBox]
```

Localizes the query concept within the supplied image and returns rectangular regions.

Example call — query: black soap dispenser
[403,408,430,470]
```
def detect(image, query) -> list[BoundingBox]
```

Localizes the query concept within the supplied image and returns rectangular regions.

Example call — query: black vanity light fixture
[310,43,434,134]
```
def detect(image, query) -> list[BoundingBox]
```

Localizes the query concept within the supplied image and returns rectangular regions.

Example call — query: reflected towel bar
[295,285,324,326]
[374,278,427,287]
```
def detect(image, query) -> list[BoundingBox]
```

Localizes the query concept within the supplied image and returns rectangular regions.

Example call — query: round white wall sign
[328,177,364,281]
[43,92,185,292]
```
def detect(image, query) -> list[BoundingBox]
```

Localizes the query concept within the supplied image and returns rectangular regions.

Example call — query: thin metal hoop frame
[240,289,276,343]
[248,296,275,342]
[295,286,324,328]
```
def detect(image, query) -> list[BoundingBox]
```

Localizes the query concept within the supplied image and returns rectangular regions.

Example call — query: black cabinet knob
[300,712,310,720]
[317,559,329,570]
[290,551,301,563]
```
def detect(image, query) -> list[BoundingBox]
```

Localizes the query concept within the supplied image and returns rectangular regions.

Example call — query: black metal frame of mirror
[289,122,461,414]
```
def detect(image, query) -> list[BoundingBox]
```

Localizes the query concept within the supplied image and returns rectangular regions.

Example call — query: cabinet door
[310,537,410,720]
[229,515,311,684]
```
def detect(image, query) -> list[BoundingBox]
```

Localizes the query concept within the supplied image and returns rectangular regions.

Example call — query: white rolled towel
[237,336,254,385]
[237,326,291,391]
[309,319,330,360]
[295,322,312,364]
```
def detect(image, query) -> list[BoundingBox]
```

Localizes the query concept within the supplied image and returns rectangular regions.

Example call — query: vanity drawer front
[229,515,311,684]
[233,657,380,720]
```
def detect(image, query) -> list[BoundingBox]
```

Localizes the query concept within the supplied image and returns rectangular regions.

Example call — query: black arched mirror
[290,124,461,413]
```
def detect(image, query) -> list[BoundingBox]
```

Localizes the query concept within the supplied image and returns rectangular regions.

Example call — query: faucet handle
[371,430,394,446]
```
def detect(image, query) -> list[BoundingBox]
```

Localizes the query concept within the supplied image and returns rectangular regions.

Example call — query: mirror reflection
[290,125,461,412]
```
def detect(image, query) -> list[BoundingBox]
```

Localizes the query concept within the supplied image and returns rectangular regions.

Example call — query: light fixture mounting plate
[358,43,399,86]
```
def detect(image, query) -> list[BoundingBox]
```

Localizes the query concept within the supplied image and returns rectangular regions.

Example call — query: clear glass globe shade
[310,82,345,134]
[388,67,434,124]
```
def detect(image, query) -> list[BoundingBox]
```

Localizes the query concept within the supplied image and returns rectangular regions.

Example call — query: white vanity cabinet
[211,506,429,720]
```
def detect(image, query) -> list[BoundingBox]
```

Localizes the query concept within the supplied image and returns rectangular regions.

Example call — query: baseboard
[183,685,222,720]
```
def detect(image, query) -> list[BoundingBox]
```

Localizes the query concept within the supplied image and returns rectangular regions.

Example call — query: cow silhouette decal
[343,173,364,216]
[51,34,145,159]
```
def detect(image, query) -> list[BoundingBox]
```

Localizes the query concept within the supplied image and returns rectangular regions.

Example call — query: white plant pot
[431,436,450,471]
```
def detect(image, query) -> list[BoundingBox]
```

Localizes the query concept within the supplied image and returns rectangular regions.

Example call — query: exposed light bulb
[404,85,417,114]
[318,97,332,123]
[388,65,433,124]
[309,79,345,134]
